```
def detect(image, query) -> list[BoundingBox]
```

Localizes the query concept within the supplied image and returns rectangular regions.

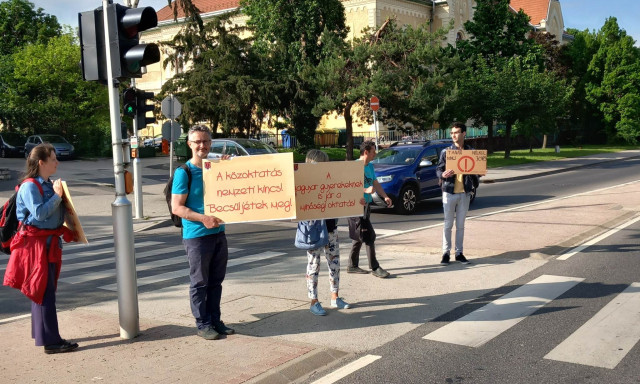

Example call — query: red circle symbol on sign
[370,96,380,111]
[457,156,475,173]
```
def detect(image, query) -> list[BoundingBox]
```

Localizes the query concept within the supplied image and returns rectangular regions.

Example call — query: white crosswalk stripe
[97,251,286,291]
[424,274,640,369]
[424,275,584,347]
[544,282,640,369]
[32,236,285,291]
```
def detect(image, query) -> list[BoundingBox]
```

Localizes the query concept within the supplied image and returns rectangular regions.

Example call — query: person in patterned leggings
[301,150,351,316]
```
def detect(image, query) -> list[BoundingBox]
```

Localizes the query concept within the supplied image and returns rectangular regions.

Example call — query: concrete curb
[481,154,640,183]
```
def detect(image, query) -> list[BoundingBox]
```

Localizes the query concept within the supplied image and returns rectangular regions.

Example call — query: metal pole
[373,110,379,151]
[102,0,139,340]
[127,0,143,219]
[169,96,175,177]
[169,140,174,177]
[130,78,144,219]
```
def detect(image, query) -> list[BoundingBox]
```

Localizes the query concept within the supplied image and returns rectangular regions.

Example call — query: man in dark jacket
[436,122,480,265]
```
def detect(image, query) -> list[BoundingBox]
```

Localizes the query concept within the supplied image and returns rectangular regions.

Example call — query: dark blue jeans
[183,232,228,330]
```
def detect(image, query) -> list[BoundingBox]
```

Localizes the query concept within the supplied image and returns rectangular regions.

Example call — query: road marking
[557,215,640,260]
[311,354,382,384]
[378,180,640,239]
[423,275,584,347]
[0,314,31,324]
[0,240,162,263]
[59,247,243,284]
[544,282,640,369]
[63,241,166,261]
[97,251,286,291]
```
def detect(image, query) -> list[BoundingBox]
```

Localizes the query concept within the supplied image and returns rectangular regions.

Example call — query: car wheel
[395,184,418,214]
[24,149,29,159]
[0,148,5,158]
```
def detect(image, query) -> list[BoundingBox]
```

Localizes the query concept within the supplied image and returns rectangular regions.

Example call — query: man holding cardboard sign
[436,122,484,266]
[171,125,234,340]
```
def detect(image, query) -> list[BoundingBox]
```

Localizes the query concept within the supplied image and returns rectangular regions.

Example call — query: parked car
[370,140,476,214]
[24,134,75,159]
[144,134,163,148]
[0,132,27,158]
[255,132,276,147]
[207,138,278,159]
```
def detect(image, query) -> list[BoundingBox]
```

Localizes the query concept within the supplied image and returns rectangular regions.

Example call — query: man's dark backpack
[0,178,43,254]
[164,164,192,228]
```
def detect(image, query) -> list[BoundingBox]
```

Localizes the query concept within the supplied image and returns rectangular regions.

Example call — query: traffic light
[78,4,160,81]
[135,90,156,130]
[79,8,106,81]
[122,88,137,117]
[113,4,160,79]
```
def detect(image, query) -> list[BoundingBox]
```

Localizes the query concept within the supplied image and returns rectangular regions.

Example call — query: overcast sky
[23,0,640,46]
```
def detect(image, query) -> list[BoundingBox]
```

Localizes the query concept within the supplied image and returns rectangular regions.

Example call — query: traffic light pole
[130,77,144,219]
[102,0,139,340]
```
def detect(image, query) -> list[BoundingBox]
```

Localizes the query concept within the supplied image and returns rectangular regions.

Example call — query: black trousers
[348,203,379,271]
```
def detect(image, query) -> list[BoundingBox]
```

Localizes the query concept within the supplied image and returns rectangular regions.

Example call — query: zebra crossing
[6,236,289,292]
[423,274,640,370]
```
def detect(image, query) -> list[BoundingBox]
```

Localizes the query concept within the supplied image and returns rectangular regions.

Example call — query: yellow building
[139,0,565,138]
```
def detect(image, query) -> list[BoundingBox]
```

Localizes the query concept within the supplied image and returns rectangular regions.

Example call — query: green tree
[241,0,348,149]
[0,0,62,129]
[307,30,371,159]
[0,0,61,56]
[364,20,461,135]
[456,0,538,62]
[585,18,640,143]
[492,56,572,158]
[0,34,110,155]
[161,12,269,136]
[558,28,602,144]
[452,0,542,153]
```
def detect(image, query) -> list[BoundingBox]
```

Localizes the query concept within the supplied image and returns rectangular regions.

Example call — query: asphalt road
[1,157,638,318]
[310,218,640,384]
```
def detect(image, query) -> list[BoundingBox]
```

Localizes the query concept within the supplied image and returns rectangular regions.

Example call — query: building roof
[156,0,240,22]
[510,0,550,26]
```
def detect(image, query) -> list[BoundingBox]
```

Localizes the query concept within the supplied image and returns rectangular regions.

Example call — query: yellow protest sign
[202,153,296,223]
[444,149,487,175]
[61,181,88,244]
[294,161,364,221]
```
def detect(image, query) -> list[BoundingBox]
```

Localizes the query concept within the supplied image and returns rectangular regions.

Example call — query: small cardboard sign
[61,181,88,244]
[202,153,296,224]
[294,161,364,221]
[445,149,487,175]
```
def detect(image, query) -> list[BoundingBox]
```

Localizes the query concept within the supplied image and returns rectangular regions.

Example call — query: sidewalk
[1,150,639,384]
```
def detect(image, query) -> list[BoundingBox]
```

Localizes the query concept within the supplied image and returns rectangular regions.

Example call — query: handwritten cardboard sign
[294,161,364,221]
[61,181,88,244]
[445,149,487,175]
[202,153,296,224]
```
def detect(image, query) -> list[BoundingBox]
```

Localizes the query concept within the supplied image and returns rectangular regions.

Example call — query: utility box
[175,133,192,160]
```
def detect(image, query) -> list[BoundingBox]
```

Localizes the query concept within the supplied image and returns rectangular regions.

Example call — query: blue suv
[370,140,476,214]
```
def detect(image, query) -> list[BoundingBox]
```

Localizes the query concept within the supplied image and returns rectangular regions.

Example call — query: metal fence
[228,126,489,149]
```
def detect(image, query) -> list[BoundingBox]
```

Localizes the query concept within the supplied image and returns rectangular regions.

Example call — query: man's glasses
[189,140,211,145]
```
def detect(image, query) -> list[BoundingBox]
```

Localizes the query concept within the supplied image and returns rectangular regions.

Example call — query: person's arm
[436,150,455,179]
[19,181,62,221]
[171,193,221,229]
[170,168,222,229]
[372,180,392,207]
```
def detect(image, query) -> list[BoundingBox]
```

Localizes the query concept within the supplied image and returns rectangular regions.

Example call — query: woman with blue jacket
[4,143,78,354]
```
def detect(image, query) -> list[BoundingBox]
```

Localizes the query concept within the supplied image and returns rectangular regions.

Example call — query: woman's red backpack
[0,178,43,254]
